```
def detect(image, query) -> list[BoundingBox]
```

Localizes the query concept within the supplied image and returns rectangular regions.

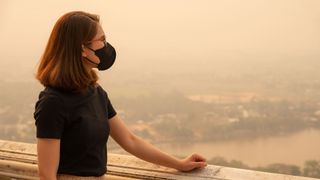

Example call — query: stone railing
[0,139,318,180]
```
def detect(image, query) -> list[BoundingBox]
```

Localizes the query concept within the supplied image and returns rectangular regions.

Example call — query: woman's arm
[109,115,207,172]
[37,138,60,180]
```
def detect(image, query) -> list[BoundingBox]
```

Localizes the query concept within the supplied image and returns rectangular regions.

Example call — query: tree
[303,160,320,178]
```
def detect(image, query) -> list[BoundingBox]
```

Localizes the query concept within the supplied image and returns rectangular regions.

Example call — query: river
[155,129,320,167]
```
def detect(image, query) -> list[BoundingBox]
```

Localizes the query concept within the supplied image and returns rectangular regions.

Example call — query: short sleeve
[106,96,117,119]
[34,93,65,139]
[97,85,117,119]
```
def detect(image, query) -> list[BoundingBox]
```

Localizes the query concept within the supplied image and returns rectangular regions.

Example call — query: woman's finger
[192,153,206,162]
[191,161,207,168]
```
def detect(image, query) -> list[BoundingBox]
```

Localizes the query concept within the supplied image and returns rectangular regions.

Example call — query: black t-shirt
[34,85,117,176]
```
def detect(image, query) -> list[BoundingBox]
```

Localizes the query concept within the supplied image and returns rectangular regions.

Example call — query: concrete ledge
[0,139,318,180]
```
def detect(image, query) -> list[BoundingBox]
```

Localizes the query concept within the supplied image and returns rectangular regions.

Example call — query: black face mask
[84,41,116,71]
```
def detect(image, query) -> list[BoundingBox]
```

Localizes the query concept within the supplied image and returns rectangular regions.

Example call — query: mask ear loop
[82,39,108,66]
[85,40,107,53]
[82,45,99,66]
[86,46,96,52]
[84,57,99,66]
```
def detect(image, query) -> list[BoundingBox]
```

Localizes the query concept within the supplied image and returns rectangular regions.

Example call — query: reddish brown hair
[36,11,99,91]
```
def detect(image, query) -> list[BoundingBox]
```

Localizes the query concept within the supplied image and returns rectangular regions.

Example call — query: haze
[1,0,320,80]
[1,0,320,173]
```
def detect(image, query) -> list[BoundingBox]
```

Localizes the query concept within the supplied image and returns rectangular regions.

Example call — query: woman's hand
[177,153,208,172]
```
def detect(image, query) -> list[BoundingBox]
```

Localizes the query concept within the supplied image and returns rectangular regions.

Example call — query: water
[156,129,320,167]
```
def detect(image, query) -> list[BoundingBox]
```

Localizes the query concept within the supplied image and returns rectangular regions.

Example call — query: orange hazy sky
[1,0,320,78]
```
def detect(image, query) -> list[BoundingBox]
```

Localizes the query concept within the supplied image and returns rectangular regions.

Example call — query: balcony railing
[0,139,318,180]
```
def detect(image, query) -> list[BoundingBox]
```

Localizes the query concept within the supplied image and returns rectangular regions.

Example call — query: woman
[34,11,207,180]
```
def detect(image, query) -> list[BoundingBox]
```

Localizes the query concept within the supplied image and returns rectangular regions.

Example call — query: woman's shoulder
[38,86,63,98]
[34,91,64,118]
[95,84,110,98]
[36,87,64,107]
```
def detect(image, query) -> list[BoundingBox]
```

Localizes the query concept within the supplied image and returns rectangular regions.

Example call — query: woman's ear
[81,45,87,57]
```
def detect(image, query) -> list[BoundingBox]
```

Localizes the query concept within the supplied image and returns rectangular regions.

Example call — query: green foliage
[208,156,249,169]
[303,160,320,178]
[255,163,301,176]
